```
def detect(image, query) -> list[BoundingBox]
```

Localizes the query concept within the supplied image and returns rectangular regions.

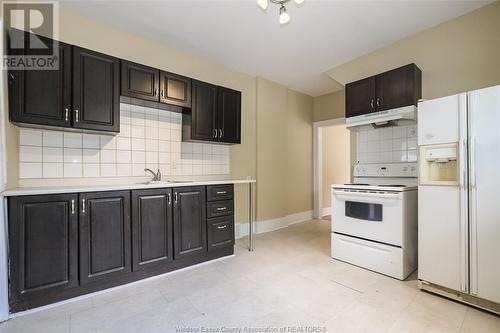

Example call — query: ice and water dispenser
[419,143,459,185]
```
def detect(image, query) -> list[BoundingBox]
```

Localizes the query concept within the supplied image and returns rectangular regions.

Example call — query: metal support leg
[248,182,254,251]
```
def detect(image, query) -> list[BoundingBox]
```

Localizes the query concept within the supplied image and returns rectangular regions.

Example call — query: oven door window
[345,201,383,222]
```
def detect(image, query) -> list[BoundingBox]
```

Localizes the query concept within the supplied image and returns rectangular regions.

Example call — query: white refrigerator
[418,85,500,312]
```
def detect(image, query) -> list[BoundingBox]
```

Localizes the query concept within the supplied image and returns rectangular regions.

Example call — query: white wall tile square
[64,163,82,178]
[83,134,100,149]
[83,149,100,163]
[18,103,230,179]
[64,132,82,148]
[43,163,63,178]
[357,124,417,164]
[20,129,42,146]
[20,162,42,178]
[20,146,42,162]
[43,131,63,147]
[43,147,64,163]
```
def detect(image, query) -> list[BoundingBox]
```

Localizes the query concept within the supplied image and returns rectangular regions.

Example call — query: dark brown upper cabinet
[185,80,218,142]
[8,194,78,304]
[218,87,241,144]
[345,63,422,118]
[72,47,120,132]
[131,189,174,272]
[160,71,191,108]
[375,64,422,112]
[8,31,72,128]
[173,186,207,260]
[183,80,241,144]
[79,191,131,285]
[345,77,376,118]
[121,60,159,102]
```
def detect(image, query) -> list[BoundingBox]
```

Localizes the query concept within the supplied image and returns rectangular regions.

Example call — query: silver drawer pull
[216,191,226,194]
[216,207,227,211]
[217,225,228,229]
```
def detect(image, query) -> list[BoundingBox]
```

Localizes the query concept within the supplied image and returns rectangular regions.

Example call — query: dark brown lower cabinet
[207,216,235,252]
[79,191,131,285]
[173,186,207,259]
[7,185,236,313]
[131,189,173,271]
[8,194,78,303]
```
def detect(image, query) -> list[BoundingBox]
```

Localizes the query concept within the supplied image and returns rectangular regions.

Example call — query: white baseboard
[235,210,313,239]
[322,207,332,217]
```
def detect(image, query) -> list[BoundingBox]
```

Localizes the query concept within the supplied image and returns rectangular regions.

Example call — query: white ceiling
[60,0,492,97]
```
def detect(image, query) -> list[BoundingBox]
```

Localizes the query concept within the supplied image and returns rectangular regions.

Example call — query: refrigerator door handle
[469,134,478,296]
[459,137,469,293]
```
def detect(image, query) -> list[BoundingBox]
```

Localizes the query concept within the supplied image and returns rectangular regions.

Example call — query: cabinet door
[207,216,235,252]
[173,186,207,259]
[8,30,72,128]
[8,194,78,303]
[121,60,159,102]
[160,71,191,108]
[73,47,120,132]
[345,76,376,118]
[79,191,131,284]
[131,189,173,271]
[375,64,422,112]
[190,80,217,141]
[218,87,241,144]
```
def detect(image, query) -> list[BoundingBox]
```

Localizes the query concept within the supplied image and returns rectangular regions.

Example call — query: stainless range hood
[346,105,417,130]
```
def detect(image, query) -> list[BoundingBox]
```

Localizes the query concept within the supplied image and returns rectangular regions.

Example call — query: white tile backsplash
[357,124,418,164]
[18,103,230,179]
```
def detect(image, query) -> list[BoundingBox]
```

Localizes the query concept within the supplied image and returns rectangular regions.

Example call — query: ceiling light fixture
[257,0,304,25]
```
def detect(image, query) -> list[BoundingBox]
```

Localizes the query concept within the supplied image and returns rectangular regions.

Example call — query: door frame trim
[313,117,350,219]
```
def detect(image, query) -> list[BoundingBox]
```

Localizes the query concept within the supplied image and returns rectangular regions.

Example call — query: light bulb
[279,5,290,25]
[279,11,290,25]
[295,0,305,4]
[257,0,268,10]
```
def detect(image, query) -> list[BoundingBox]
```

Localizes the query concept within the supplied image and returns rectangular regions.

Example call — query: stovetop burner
[344,183,370,186]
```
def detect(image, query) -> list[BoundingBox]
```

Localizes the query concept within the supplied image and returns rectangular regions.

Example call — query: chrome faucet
[144,168,162,182]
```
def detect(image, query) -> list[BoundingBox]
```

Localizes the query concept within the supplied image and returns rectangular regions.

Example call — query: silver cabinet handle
[214,129,218,138]
[75,110,79,122]
[370,99,374,109]
[71,199,75,215]
[65,108,69,122]
[161,90,165,98]
[174,192,178,204]
[219,129,222,138]
[217,225,228,229]
[216,191,226,194]
[216,207,227,211]
[82,199,86,213]
[154,88,158,96]
[376,98,380,107]
[167,193,172,205]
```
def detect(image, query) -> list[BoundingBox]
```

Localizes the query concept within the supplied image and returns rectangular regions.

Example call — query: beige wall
[322,124,351,210]
[255,78,314,221]
[286,89,313,215]
[313,90,345,122]
[327,1,500,100]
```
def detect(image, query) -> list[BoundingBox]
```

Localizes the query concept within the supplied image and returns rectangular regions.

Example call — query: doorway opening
[313,118,353,219]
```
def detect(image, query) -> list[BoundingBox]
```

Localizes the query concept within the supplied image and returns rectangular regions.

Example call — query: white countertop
[2,179,256,197]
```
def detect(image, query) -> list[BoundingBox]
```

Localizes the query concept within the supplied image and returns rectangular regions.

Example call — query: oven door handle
[332,190,400,200]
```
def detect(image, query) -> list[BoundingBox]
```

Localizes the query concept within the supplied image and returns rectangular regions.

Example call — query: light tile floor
[1,219,499,332]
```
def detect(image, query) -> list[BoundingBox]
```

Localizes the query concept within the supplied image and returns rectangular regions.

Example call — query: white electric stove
[331,163,418,280]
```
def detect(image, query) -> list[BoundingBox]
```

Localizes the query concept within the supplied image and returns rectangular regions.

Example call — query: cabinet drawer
[207,184,233,201]
[207,216,234,252]
[207,200,233,218]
